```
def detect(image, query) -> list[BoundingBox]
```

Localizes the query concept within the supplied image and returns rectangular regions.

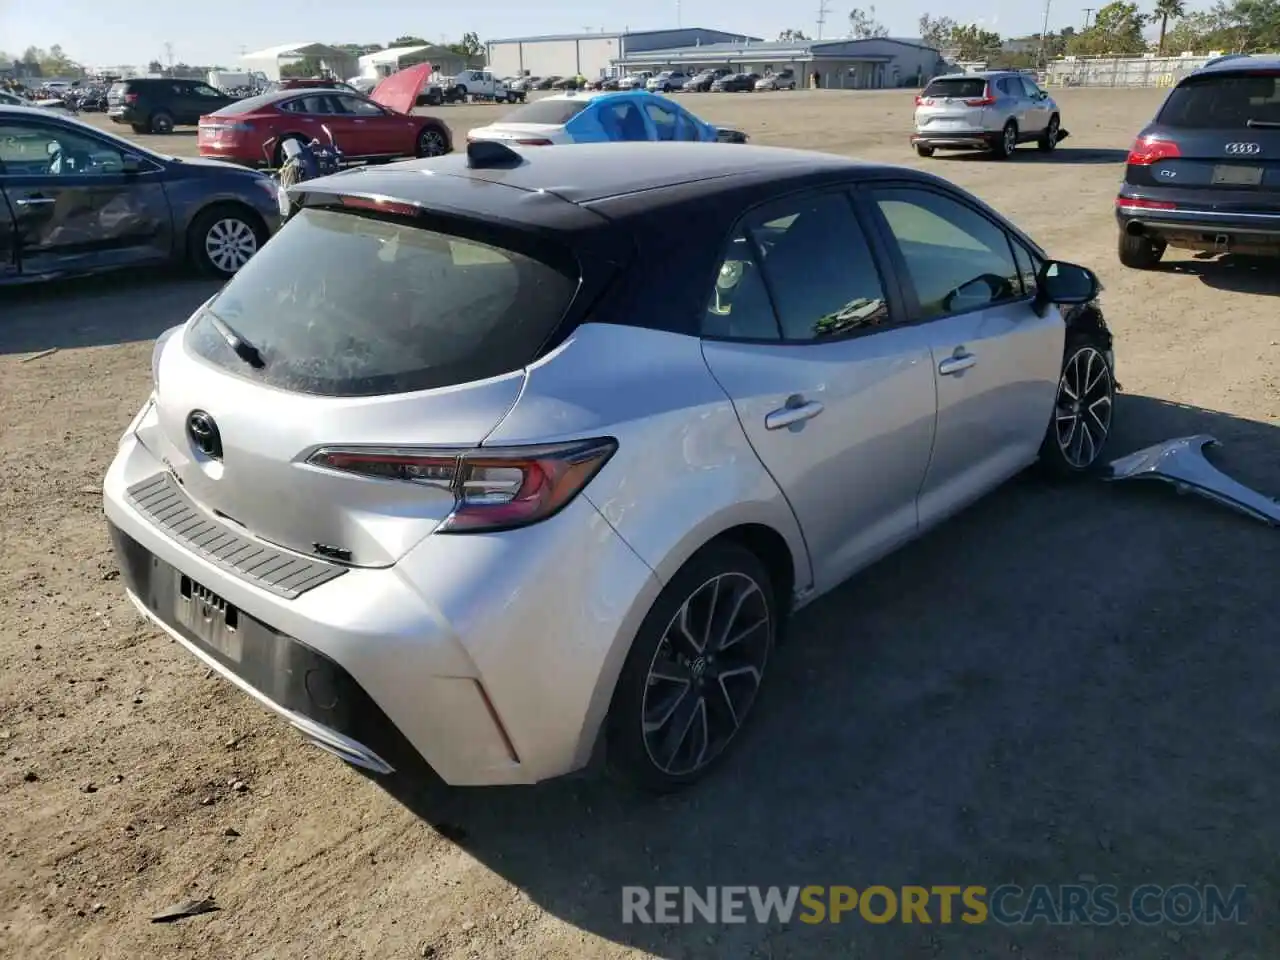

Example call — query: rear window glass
[109,82,127,95]
[186,208,578,397]
[1159,72,1280,128]
[211,93,279,115]
[499,98,591,125]
[922,77,988,99]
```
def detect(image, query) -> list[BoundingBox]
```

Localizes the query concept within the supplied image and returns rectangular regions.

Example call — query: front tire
[415,125,449,157]
[1038,114,1060,152]
[1118,232,1166,269]
[606,541,777,793]
[188,205,265,279]
[914,143,935,158]
[1037,334,1115,478]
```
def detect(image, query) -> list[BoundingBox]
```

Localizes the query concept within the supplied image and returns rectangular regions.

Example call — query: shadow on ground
[938,147,1130,165]
[0,271,220,355]
[1157,254,1280,297]
[367,395,1280,959]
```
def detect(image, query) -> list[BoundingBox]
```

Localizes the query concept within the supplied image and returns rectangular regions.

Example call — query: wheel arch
[572,515,803,774]
[1062,301,1114,353]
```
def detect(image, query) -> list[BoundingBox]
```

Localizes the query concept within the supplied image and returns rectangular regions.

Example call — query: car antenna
[466,139,525,169]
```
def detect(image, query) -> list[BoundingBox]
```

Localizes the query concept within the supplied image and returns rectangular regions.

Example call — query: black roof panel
[351,142,866,204]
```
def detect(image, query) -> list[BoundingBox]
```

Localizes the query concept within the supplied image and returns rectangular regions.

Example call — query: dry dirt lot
[2,87,1279,960]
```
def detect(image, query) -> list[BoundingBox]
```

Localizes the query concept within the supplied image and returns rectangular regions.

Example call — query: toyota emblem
[1223,142,1261,156]
[186,410,223,460]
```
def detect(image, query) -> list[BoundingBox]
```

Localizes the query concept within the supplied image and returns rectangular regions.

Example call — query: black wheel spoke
[641,571,771,777]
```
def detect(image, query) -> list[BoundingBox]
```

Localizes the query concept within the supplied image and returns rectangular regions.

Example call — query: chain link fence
[1044,55,1216,88]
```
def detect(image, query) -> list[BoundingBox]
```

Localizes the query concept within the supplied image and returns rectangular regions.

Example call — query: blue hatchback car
[466,90,748,146]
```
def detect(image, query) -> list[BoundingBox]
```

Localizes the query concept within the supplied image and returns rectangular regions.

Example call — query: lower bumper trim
[109,521,427,778]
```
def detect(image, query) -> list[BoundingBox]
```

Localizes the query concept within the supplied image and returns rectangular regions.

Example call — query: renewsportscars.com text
[622,884,1247,926]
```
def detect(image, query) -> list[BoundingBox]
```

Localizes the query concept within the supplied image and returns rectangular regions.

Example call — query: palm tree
[1154,0,1186,55]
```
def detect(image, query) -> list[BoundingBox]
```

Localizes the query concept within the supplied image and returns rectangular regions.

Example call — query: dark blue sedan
[1,106,282,284]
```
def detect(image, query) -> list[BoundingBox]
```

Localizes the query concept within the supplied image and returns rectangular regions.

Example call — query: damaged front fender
[1102,434,1280,527]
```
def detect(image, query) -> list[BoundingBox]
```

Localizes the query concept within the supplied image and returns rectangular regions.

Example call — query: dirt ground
[2,87,1279,960]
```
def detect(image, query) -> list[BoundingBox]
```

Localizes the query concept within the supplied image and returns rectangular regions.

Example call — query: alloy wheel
[1004,125,1017,155]
[204,218,258,275]
[419,129,447,157]
[1046,117,1059,146]
[641,572,771,777]
[1054,346,1113,469]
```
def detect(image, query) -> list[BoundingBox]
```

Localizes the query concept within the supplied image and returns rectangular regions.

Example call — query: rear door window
[499,98,590,125]
[922,77,988,99]
[1159,72,1280,128]
[186,208,579,397]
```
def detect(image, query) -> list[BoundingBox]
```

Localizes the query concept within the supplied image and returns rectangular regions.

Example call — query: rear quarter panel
[483,322,812,593]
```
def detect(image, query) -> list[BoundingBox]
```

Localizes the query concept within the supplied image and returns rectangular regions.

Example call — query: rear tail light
[1115,196,1178,211]
[1127,136,1181,165]
[964,87,996,107]
[305,438,618,533]
[125,93,138,104]
[914,95,924,106]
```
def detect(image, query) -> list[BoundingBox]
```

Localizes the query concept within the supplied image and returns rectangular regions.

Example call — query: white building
[240,42,358,82]
[486,28,761,80]
[357,44,468,81]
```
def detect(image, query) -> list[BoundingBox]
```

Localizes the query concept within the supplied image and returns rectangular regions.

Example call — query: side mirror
[1035,260,1099,312]
[121,154,143,174]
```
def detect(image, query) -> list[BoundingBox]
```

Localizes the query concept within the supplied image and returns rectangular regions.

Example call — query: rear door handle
[938,353,977,376]
[14,197,56,206]
[765,399,824,430]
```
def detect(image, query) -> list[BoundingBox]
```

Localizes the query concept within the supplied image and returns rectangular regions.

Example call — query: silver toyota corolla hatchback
[104,141,1117,792]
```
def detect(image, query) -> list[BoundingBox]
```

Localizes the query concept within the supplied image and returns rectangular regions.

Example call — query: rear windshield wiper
[1245,118,1280,129]
[206,311,266,369]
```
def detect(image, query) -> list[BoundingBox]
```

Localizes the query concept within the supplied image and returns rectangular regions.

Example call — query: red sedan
[198,75,451,168]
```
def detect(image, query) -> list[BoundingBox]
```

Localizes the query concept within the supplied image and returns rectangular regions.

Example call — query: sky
[0,0,1178,68]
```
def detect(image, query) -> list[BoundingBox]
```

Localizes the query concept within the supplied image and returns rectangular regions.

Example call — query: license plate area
[1212,164,1264,186]
[175,574,243,662]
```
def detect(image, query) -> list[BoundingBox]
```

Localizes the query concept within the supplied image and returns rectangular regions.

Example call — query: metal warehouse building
[615,37,944,89]
[486,28,762,80]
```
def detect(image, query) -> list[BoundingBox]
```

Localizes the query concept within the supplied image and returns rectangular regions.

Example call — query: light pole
[1036,0,1052,70]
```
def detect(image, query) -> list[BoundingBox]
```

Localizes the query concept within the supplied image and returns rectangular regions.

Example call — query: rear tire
[914,143,935,158]
[1036,333,1115,479]
[130,124,146,134]
[1118,232,1166,269]
[606,541,777,793]
[149,111,174,135]
[992,121,1017,159]
[188,204,266,279]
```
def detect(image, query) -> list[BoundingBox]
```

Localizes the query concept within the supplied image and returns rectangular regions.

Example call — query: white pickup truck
[442,70,526,103]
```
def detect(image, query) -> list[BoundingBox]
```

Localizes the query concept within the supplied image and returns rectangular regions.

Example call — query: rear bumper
[911,130,998,149]
[1116,202,1280,250]
[103,424,662,786]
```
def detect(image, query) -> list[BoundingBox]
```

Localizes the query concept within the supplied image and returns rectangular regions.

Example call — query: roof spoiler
[466,139,524,169]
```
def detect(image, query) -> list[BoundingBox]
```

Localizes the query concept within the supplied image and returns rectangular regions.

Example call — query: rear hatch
[106,81,130,112]
[915,77,993,132]
[142,201,587,568]
[1125,67,1280,212]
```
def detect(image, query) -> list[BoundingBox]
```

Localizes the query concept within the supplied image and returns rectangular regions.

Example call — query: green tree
[848,6,890,38]
[778,28,811,41]
[1066,1,1149,53]
[1154,0,1187,53]
[447,31,485,61]
[390,35,429,48]
[947,24,1003,58]
[918,14,958,49]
